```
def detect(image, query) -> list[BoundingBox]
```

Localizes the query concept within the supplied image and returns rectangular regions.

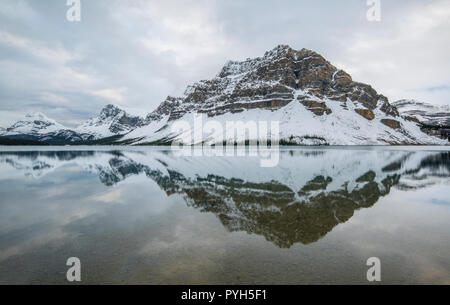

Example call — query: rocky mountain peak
[150,45,398,121]
[99,104,123,120]
[120,45,446,146]
[216,45,321,81]
[263,44,318,62]
[76,104,145,137]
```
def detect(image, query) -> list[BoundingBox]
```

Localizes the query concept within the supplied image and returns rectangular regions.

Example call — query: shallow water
[0,146,449,284]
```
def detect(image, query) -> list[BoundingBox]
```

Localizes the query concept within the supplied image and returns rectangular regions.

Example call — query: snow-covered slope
[393,99,450,126]
[121,45,446,145]
[124,92,442,145]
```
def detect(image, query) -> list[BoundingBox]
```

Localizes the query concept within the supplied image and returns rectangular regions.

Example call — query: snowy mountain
[121,45,446,145]
[74,104,146,139]
[0,126,5,135]
[1,105,147,144]
[1,148,448,246]
[1,112,89,144]
[393,99,450,127]
[1,45,448,145]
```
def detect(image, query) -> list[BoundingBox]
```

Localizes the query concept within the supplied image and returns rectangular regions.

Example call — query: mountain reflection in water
[1,148,448,248]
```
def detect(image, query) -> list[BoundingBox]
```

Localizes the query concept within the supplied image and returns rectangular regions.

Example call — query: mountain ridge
[393,99,450,126]
[74,104,146,138]
[1,45,449,145]
[2,104,146,144]
[1,148,448,246]
[393,99,450,141]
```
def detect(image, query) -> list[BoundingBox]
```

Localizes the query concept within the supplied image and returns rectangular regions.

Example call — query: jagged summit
[217,45,315,77]
[75,104,145,138]
[99,104,123,118]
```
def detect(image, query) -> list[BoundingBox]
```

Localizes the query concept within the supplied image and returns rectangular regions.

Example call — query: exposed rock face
[298,98,332,116]
[146,96,185,121]
[355,109,375,121]
[381,119,401,129]
[404,116,420,123]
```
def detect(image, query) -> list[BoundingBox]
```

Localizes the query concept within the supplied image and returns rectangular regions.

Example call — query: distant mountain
[2,112,89,144]
[6,112,65,135]
[121,45,446,145]
[1,105,146,144]
[74,104,146,139]
[392,99,450,142]
[393,99,450,127]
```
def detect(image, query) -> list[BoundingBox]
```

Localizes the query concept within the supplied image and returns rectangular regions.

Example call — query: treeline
[0,137,49,146]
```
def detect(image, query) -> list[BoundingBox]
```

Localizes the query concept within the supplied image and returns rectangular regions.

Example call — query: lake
[0,146,449,284]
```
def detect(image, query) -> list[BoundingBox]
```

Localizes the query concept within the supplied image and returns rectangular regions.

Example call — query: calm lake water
[0,146,449,284]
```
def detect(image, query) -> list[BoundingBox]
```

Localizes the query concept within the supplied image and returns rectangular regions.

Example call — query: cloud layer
[0,0,449,127]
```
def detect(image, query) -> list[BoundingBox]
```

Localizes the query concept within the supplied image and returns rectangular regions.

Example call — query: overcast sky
[0,0,449,127]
